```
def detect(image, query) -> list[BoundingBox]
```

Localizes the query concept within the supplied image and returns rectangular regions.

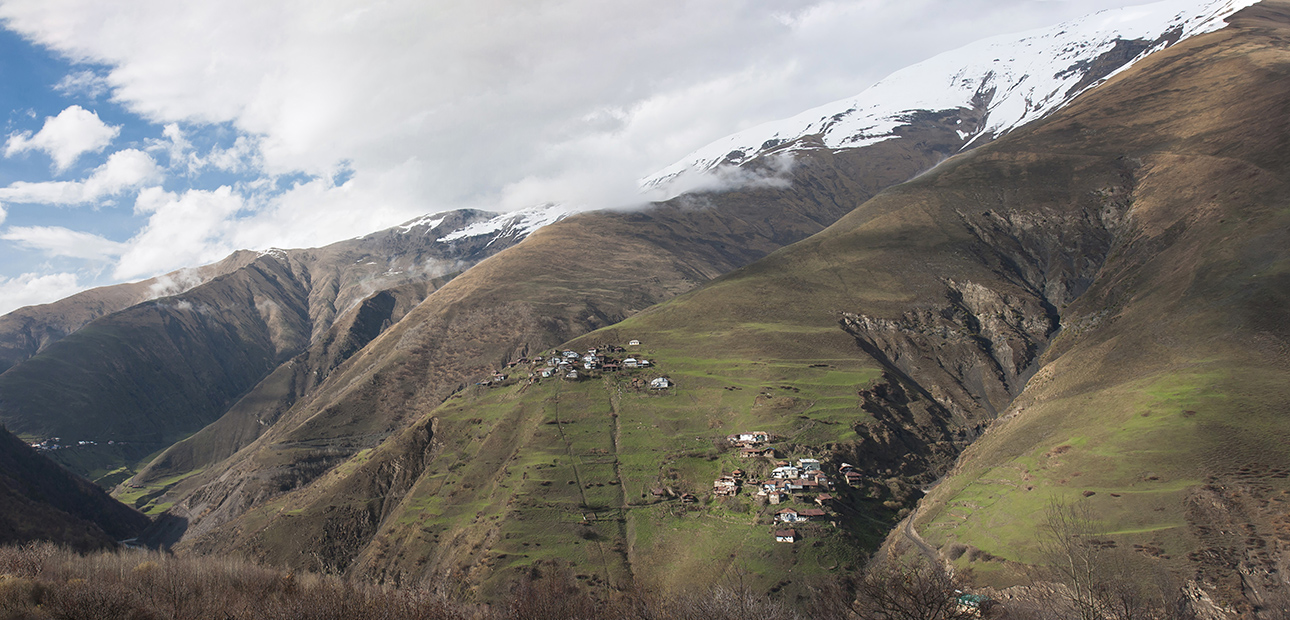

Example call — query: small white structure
[638,359,651,367]
[771,466,799,480]
[776,508,800,523]
[563,350,579,358]
[798,458,821,472]
[623,358,639,369]
[628,339,640,346]
[650,377,670,389]
[775,529,797,543]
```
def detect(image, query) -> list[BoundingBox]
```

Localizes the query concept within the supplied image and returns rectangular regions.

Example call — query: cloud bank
[0,0,1147,313]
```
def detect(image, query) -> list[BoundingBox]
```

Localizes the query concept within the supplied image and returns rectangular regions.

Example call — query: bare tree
[852,557,980,620]
[1035,497,1193,620]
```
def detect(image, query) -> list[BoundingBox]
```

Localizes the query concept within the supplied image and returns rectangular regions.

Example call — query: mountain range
[0,0,1285,615]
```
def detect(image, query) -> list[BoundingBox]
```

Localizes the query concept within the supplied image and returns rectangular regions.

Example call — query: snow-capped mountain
[387,203,575,248]
[642,0,1257,191]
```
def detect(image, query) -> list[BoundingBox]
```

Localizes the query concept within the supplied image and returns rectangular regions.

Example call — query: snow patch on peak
[397,214,447,232]
[642,0,1256,193]
[435,203,576,245]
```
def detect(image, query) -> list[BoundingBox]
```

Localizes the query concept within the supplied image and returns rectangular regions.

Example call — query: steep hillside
[163,1,1290,610]
[0,426,147,549]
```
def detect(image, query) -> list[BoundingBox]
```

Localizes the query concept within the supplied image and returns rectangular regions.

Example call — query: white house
[628,339,640,346]
[771,466,799,480]
[798,458,821,472]
[623,358,639,368]
[775,529,797,543]
[650,377,670,389]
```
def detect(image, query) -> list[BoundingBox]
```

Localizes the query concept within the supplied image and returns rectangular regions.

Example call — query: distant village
[648,430,869,545]
[476,338,671,390]
[715,431,867,544]
[28,437,117,452]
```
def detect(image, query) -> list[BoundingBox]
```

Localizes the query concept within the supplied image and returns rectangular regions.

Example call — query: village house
[680,493,697,504]
[768,491,783,504]
[713,476,738,496]
[799,508,827,520]
[815,493,834,506]
[843,471,864,486]
[797,458,821,472]
[650,377,670,389]
[564,370,580,380]
[776,507,801,523]
[539,368,555,378]
[774,529,797,543]
[638,359,651,367]
[740,446,774,458]
[628,339,640,346]
[623,358,639,369]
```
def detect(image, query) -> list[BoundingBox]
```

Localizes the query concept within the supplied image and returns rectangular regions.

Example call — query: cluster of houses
[701,453,845,544]
[711,437,872,544]
[27,437,112,451]
[473,339,668,387]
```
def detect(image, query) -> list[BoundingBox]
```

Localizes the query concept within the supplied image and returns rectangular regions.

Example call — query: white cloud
[115,186,246,279]
[0,272,84,315]
[5,105,120,172]
[0,148,161,205]
[0,225,126,260]
[54,70,111,100]
[0,0,1160,299]
[0,0,1141,215]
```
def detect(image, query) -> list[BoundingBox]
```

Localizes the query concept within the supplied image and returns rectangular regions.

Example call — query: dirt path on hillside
[604,379,636,584]
[902,506,941,565]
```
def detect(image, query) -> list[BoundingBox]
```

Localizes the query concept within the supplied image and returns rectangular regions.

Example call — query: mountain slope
[898,1,1290,610]
[0,426,147,549]
[0,251,260,375]
[0,208,526,481]
[160,1,1290,610]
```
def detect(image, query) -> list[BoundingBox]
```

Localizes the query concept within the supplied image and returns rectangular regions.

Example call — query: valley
[0,0,1285,616]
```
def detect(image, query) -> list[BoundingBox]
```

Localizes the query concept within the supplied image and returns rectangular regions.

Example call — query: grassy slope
[895,3,1290,607]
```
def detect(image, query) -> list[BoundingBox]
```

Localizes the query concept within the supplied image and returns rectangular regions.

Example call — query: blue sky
[0,0,1180,314]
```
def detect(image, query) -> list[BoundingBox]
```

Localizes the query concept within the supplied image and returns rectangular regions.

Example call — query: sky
[0,0,1154,314]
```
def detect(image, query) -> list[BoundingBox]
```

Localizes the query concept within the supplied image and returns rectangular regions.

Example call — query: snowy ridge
[642,0,1256,190]
[435,203,575,245]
